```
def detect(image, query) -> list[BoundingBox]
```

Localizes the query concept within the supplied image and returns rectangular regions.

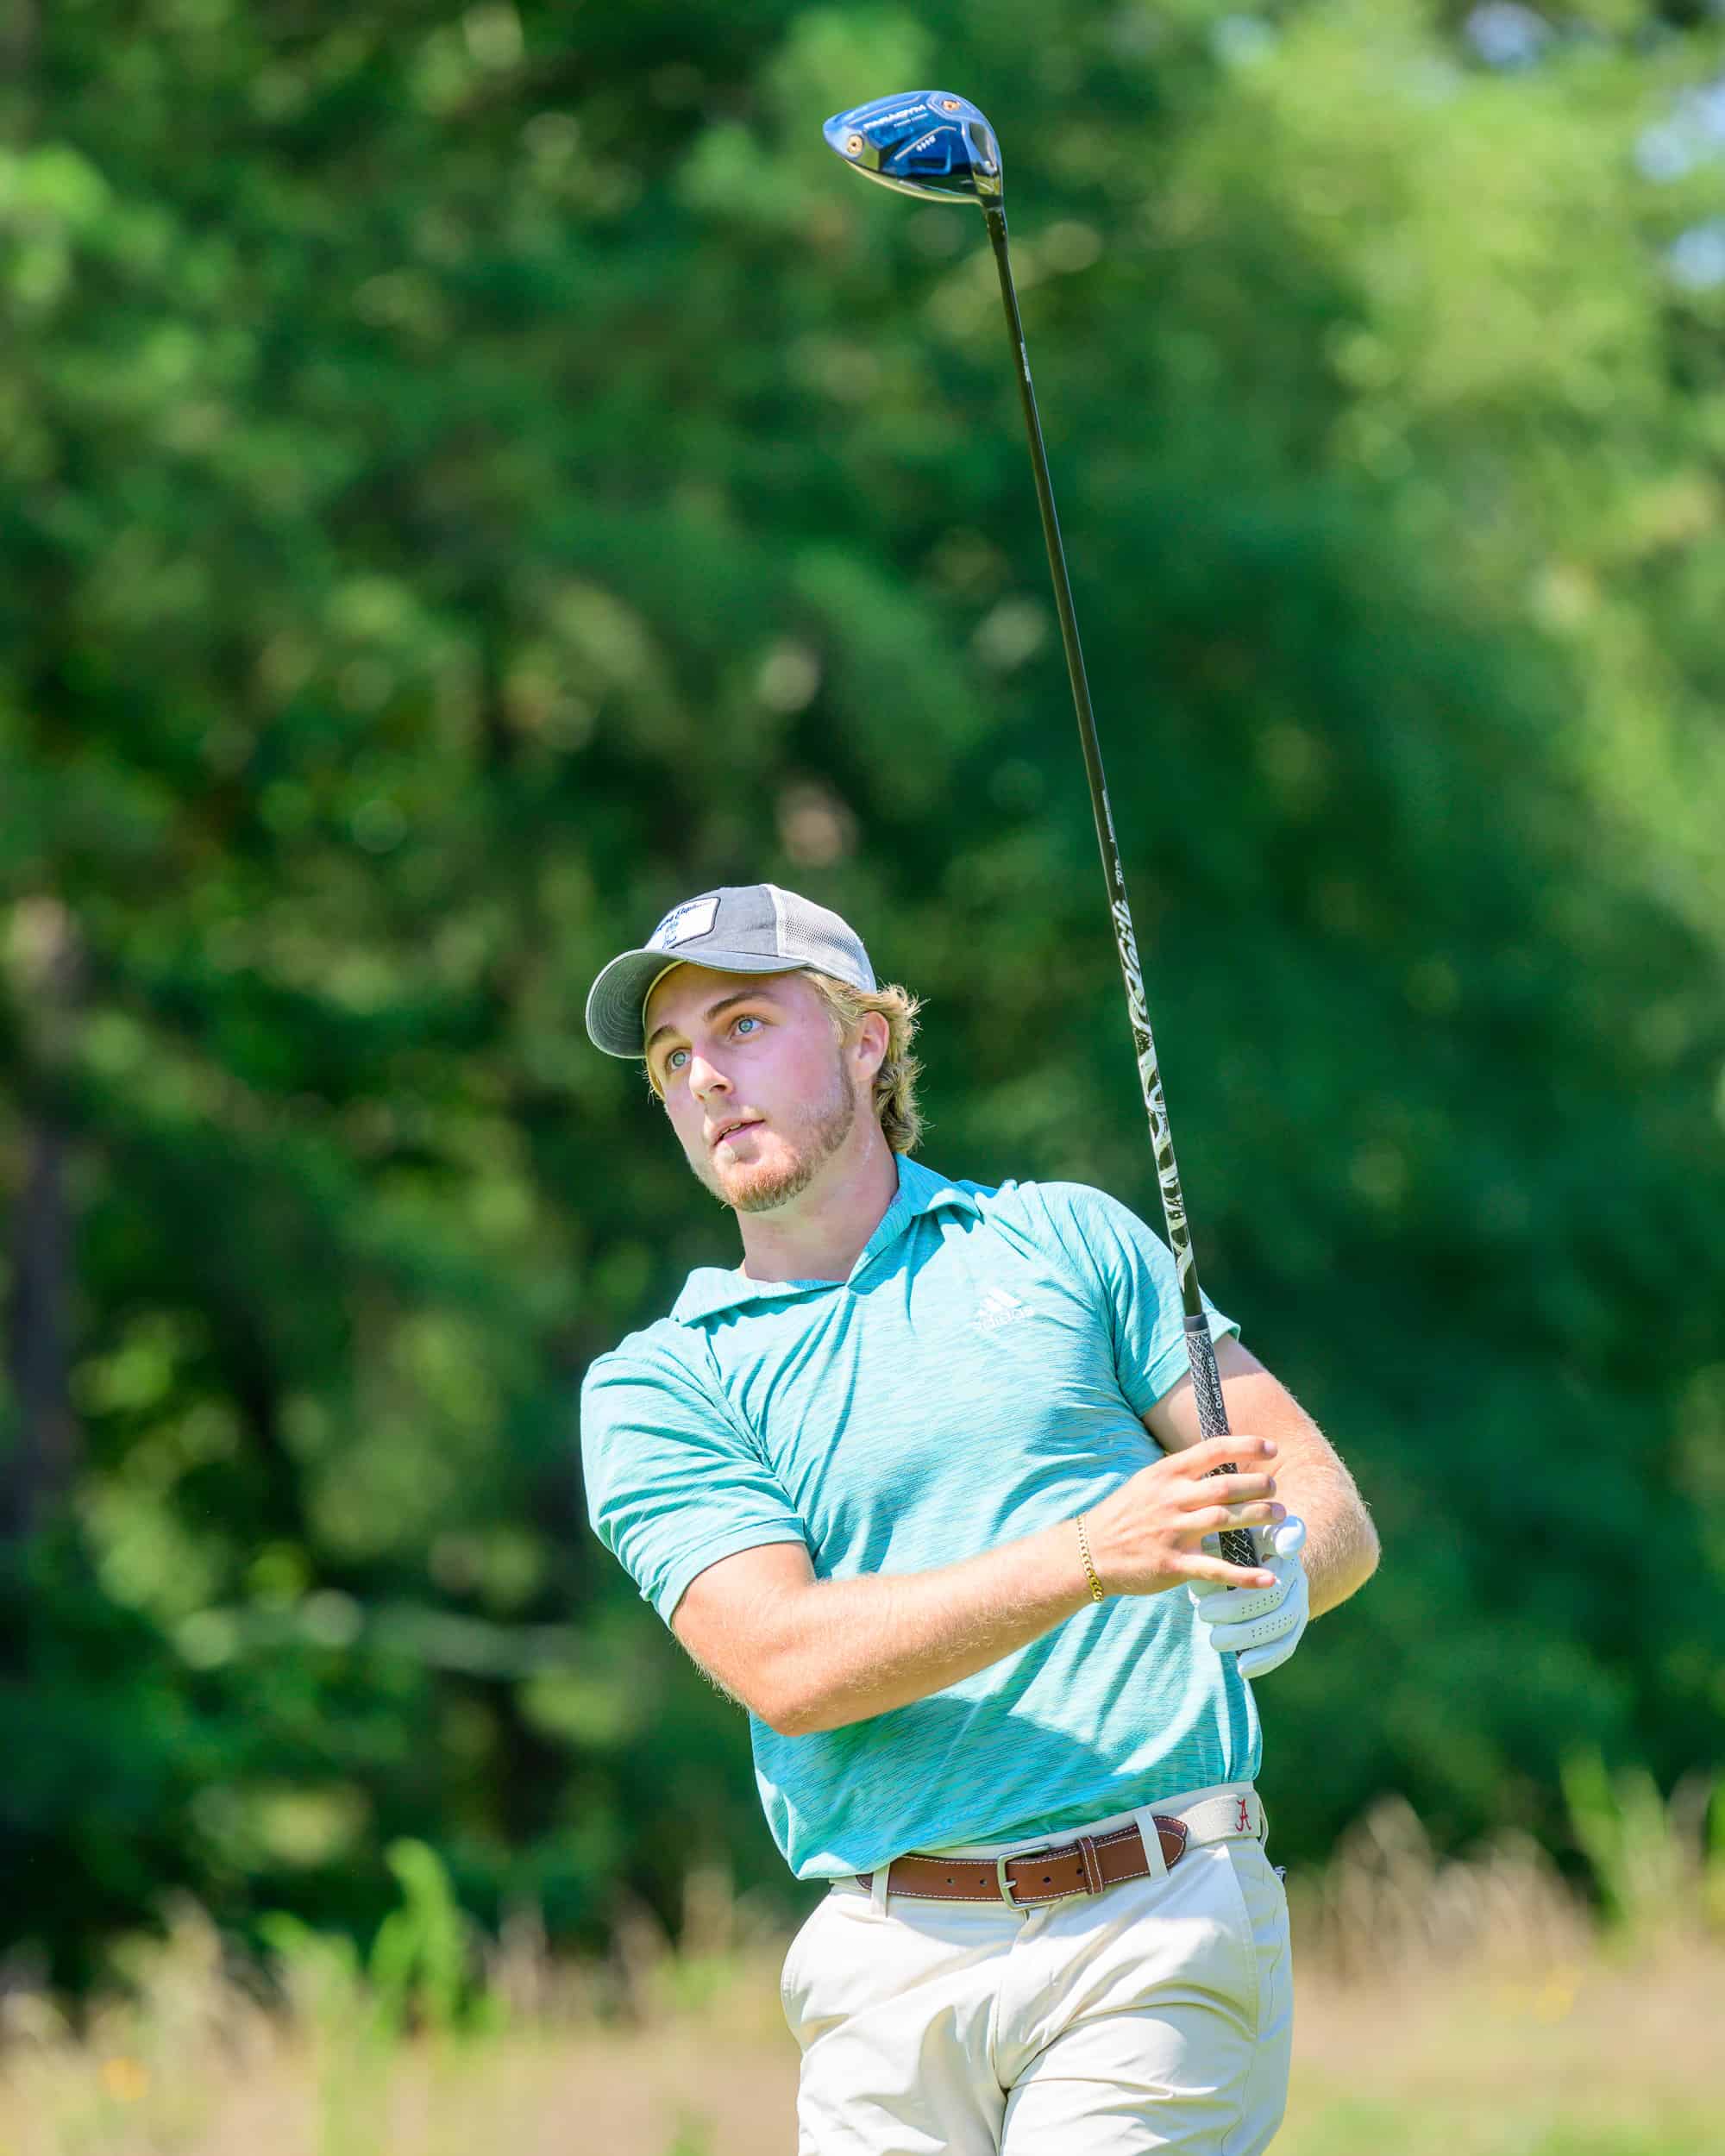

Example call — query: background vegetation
[7,1783,1725,2154]
[3,0,1722,2013]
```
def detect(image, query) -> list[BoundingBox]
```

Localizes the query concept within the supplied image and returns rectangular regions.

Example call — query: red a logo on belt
[1237,1797,1251,1834]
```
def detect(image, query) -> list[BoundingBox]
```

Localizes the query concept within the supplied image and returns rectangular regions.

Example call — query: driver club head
[822,91,1001,205]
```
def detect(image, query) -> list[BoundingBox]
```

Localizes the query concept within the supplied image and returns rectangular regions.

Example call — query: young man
[580,882,1378,2155]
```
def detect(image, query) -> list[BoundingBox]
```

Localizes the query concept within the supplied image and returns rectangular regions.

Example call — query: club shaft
[983,206,1256,1570]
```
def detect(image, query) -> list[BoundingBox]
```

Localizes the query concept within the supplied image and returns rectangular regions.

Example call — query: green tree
[1,0,1721,1984]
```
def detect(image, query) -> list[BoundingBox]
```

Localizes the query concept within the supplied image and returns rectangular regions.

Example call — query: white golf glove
[1187,1517,1308,1680]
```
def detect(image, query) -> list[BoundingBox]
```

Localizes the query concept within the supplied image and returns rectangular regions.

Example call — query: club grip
[1183,1314,1259,1570]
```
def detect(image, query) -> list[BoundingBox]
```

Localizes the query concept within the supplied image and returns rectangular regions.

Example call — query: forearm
[774,1515,1095,1734]
[1272,1445,1379,1618]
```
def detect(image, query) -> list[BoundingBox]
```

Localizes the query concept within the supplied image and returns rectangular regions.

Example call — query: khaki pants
[781,1783,1293,2154]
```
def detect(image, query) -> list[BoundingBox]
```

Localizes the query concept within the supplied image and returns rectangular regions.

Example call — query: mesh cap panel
[769,885,875,991]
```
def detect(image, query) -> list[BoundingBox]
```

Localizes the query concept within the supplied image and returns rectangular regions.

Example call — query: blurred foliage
[1,0,1722,1988]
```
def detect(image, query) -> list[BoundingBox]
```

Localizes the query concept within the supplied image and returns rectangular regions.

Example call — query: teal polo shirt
[579,1156,1254,1880]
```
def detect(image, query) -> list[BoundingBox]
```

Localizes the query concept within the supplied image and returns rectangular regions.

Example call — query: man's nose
[687,1050,730,1100]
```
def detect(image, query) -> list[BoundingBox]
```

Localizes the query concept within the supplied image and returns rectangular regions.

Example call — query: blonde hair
[804,972,925,1155]
[644,969,925,1155]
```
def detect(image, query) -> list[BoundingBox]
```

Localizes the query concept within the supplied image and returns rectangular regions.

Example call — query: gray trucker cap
[584,883,877,1059]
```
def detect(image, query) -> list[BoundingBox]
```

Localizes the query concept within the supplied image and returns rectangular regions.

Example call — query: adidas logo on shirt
[975,1286,1032,1332]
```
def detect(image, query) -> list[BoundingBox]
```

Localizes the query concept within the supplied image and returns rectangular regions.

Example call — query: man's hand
[1082,1435,1286,1597]
[1144,1339,1379,1620]
[1187,1517,1309,1679]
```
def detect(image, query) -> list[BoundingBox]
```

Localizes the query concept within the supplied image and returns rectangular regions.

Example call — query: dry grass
[5,1798,1723,2156]
[1277,1797,1725,2156]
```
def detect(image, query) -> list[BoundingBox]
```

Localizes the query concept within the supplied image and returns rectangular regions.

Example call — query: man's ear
[853,1010,889,1082]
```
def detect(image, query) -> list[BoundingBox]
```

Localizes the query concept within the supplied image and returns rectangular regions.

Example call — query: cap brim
[584,948,807,1058]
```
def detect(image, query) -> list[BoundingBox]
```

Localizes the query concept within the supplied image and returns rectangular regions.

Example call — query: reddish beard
[697,1055,860,1214]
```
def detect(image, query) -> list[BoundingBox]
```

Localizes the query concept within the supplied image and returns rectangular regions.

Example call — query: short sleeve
[1030,1183,1239,1419]
[580,1332,809,1624]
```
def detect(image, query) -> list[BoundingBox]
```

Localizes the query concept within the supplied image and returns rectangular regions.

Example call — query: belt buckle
[995,1852,1020,1910]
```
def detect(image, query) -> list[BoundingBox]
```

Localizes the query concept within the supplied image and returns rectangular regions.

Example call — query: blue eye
[666,1048,689,1073]
[734,1015,760,1036]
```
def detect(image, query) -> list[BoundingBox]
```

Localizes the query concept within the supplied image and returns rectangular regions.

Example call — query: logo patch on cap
[647,895,720,951]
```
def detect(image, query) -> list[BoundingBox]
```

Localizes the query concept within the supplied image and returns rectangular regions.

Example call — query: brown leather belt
[858,1815,1190,1909]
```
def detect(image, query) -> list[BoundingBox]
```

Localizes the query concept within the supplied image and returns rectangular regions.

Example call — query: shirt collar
[668,1156,980,1325]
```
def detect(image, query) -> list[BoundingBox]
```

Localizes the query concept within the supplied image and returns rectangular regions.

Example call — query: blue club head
[823,91,1001,205]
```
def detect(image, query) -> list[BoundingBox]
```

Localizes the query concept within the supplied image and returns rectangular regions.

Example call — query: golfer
[580,883,1379,2154]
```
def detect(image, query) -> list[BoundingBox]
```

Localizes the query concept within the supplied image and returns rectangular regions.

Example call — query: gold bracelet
[1075,1514,1106,1603]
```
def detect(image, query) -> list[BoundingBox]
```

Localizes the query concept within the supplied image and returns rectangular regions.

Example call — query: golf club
[823,91,1264,1572]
